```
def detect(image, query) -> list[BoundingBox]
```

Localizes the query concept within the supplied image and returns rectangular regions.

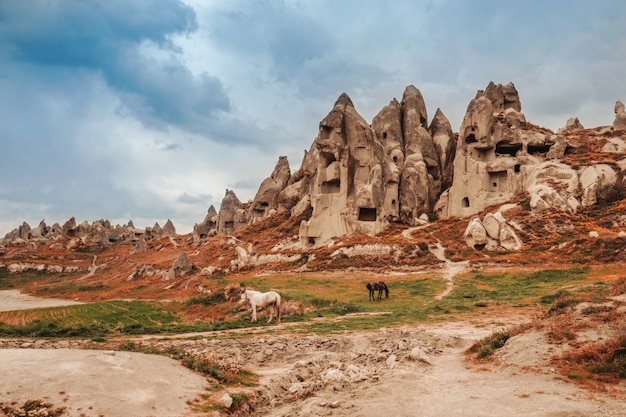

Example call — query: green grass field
[0,266,592,338]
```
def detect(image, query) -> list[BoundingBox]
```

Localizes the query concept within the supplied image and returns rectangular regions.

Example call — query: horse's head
[240,288,247,302]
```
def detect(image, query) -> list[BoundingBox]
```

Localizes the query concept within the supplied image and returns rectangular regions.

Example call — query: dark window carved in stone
[321,179,340,194]
[358,207,377,221]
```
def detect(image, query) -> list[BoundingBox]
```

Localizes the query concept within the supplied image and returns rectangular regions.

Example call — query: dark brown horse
[367,281,389,301]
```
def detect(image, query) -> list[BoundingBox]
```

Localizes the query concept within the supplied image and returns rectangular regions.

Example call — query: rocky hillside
[1,81,626,300]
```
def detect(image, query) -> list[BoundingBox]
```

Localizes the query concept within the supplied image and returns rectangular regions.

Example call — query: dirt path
[212,322,625,417]
[1,318,625,416]
[428,241,469,300]
[401,225,470,299]
[0,285,624,417]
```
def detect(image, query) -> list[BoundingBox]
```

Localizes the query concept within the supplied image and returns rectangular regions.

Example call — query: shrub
[468,329,510,359]
[185,293,226,306]
[1,400,65,417]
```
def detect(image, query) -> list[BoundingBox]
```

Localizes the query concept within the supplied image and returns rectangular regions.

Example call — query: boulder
[499,224,522,250]
[464,212,522,250]
[408,346,433,365]
[170,252,193,278]
[482,212,503,240]
[579,164,617,207]
[463,217,488,249]
[525,161,580,213]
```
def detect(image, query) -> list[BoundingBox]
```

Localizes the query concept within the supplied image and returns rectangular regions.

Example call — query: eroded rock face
[429,108,456,192]
[293,86,457,245]
[162,219,177,237]
[438,82,559,218]
[5,82,624,251]
[614,100,626,131]
[525,161,580,213]
[579,164,618,207]
[218,189,247,234]
[298,93,391,246]
[558,117,585,133]
[249,156,291,221]
[399,86,443,223]
[193,205,218,244]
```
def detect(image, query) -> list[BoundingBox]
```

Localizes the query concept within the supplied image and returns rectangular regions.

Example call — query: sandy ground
[0,349,207,417]
[1,292,625,417]
[0,289,83,311]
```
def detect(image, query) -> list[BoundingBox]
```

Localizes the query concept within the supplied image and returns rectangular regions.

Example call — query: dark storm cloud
[0,0,235,139]
[205,1,390,98]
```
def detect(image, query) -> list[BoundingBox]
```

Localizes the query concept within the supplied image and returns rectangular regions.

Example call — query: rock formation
[558,117,585,133]
[217,189,247,234]
[437,82,555,218]
[249,156,291,221]
[614,100,626,131]
[162,219,177,237]
[297,93,390,245]
[2,216,180,247]
[276,86,456,246]
[3,81,625,252]
[463,212,521,251]
[193,205,218,244]
[166,252,193,279]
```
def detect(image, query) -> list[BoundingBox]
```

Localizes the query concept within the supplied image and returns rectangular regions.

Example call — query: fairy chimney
[249,156,291,221]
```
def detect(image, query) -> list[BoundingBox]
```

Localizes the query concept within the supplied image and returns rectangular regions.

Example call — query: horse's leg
[267,303,274,323]
[251,304,258,322]
[276,305,281,324]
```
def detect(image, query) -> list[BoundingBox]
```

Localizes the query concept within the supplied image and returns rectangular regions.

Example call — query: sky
[1,0,625,236]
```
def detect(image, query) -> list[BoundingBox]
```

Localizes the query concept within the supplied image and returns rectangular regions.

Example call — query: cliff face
[259,86,457,247]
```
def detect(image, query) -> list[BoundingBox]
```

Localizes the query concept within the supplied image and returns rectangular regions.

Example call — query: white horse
[240,288,281,324]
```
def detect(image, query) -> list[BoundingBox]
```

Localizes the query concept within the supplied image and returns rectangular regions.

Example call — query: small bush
[1,400,65,417]
[610,277,626,296]
[185,293,226,306]
[330,303,360,316]
[545,292,580,315]
[469,329,510,359]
